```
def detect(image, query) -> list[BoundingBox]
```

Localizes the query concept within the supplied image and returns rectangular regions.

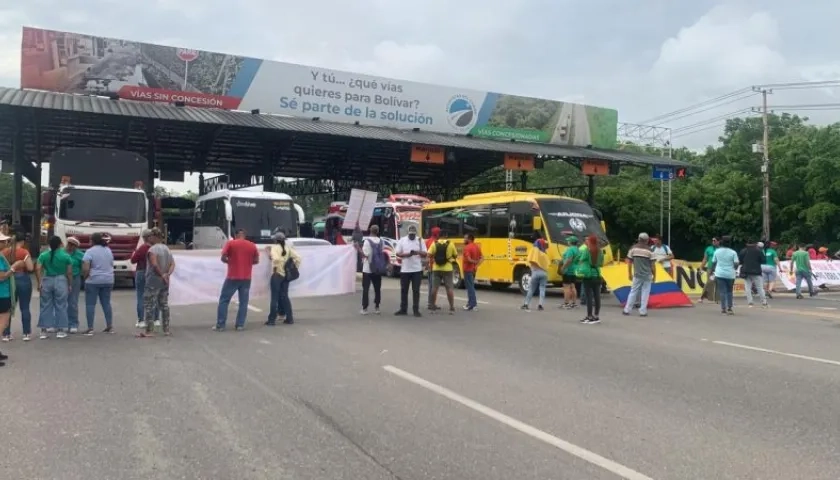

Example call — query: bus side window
[462,205,490,237]
[488,204,510,238]
[510,202,534,241]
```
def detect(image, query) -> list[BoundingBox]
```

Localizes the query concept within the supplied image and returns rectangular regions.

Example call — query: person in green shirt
[790,244,814,299]
[35,236,74,339]
[699,237,719,303]
[760,241,780,298]
[64,237,85,333]
[560,236,580,309]
[577,234,604,324]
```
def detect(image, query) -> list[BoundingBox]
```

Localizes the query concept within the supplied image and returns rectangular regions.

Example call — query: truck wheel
[452,264,464,289]
[516,265,531,295]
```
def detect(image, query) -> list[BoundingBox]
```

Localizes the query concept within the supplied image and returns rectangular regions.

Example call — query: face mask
[408,234,416,240]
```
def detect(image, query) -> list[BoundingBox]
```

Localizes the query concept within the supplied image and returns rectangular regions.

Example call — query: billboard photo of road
[20,27,245,98]
[476,94,618,148]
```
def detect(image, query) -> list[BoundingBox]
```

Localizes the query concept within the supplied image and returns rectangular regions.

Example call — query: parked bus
[420,191,612,293]
[192,189,305,249]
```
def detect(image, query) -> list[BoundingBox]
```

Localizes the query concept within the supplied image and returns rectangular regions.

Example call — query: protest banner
[602,263,693,308]
[668,260,750,296]
[777,260,840,290]
[168,245,357,306]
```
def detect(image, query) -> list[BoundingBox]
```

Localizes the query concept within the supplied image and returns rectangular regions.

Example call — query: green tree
[0,174,37,209]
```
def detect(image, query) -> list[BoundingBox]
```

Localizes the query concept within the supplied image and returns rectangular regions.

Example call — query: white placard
[341,189,377,230]
[168,245,357,306]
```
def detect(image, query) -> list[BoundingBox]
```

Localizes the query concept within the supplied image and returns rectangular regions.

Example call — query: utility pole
[755,87,772,240]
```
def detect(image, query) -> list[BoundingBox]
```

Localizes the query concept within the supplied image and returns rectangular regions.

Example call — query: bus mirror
[600,220,606,232]
[532,216,543,232]
[224,201,233,222]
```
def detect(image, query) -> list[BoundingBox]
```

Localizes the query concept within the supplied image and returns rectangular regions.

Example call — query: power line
[670,113,761,140]
[670,108,754,133]
[636,87,754,125]
[756,79,840,90]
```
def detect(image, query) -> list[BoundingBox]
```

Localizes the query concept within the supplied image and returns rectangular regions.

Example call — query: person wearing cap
[267,231,301,325]
[35,235,73,339]
[394,223,425,317]
[216,228,259,331]
[760,241,780,298]
[739,239,768,308]
[1,228,34,341]
[138,228,175,337]
[130,229,159,329]
[82,232,116,335]
[622,233,656,316]
[559,236,580,309]
[64,237,85,334]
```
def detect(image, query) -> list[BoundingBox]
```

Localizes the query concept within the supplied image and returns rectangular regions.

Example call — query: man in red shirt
[425,227,441,309]
[215,229,259,331]
[462,233,483,311]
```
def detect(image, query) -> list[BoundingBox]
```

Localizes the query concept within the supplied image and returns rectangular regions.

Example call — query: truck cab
[41,148,155,286]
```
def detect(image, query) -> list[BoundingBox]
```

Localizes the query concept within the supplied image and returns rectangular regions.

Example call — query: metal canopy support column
[11,132,23,225]
[145,122,157,228]
[586,175,595,206]
[262,152,275,192]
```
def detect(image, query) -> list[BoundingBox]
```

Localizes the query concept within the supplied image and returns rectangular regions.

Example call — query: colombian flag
[601,264,693,309]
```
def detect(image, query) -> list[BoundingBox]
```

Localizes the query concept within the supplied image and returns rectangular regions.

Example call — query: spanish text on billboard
[20,27,618,148]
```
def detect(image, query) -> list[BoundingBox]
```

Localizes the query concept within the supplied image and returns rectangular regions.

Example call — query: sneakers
[360,309,370,315]
[69,328,79,334]
[537,305,544,311]
[39,329,49,339]
[463,305,478,311]
[82,329,95,336]
[1,335,9,342]
[56,331,68,339]
[136,321,147,329]
[521,305,530,312]
[413,311,422,318]
[580,316,601,324]
[235,326,245,332]
[394,310,407,316]
[22,334,30,342]
[102,326,115,334]
[212,325,225,332]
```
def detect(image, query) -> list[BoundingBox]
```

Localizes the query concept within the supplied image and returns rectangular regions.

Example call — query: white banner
[168,245,357,306]
[777,260,840,290]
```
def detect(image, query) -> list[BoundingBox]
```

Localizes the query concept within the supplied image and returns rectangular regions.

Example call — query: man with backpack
[651,235,675,277]
[427,231,458,314]
[361,225,387,315]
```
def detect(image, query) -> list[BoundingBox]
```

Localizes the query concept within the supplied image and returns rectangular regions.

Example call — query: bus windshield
[538,199,607,246]
[231,198,299,242]
[58,188,146,224]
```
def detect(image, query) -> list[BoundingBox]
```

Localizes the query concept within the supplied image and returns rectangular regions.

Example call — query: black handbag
[285,256,300,282]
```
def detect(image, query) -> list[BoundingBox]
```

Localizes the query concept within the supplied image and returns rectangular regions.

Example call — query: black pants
[362,273,382,310]
[583,278,601,317]
[399,271,422,313]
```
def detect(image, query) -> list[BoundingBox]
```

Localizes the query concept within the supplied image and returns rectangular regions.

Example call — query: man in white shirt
[394,224,426,317]
[651,235,674,276]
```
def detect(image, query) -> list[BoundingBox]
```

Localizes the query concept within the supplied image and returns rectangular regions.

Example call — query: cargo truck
[41,148,156,286]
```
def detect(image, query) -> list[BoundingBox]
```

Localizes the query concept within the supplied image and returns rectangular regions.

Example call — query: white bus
[192,190,305,249]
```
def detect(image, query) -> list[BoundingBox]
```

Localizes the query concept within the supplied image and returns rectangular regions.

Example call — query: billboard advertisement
[20,27,618,148]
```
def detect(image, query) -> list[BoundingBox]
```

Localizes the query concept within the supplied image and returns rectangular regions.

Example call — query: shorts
[432,270,454,290]
[761,264,777,283]
[0,297,10,314]
[562,274,578,285]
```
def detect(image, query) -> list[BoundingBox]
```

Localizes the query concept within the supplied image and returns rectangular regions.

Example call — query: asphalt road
[3,280,840,480]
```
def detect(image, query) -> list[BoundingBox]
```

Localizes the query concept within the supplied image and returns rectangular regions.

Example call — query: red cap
[431,227,441,236]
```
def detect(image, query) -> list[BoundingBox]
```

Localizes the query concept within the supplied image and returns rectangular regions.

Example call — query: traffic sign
[652,165,674,181]
[176,48,199,62]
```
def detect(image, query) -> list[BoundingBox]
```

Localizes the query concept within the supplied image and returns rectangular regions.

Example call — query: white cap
[0,233,9,242]
[757,242,764,248]
[638,232,649,241]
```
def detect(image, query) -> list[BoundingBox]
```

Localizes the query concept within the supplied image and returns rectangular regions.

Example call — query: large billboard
[20,27,618,148]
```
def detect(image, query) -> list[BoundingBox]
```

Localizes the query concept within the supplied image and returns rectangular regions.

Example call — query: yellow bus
[420,191,613,293]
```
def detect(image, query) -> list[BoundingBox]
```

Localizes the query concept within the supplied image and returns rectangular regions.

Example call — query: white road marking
[711,340,840,367]
[817,307,837,311]
[257,339,272,345]
[232,300,263,312]
[383,365,655,480]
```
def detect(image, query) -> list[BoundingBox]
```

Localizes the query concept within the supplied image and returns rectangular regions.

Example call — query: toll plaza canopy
[0,86,688,202]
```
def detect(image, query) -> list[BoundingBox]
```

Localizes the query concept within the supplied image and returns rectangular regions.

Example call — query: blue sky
[0,0,837,190]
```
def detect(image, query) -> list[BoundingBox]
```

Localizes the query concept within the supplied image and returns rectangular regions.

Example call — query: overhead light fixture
[312,117,320,121]
[174,101,186,107]
[251,109,260,115]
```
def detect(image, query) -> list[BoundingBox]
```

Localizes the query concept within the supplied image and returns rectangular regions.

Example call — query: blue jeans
[4,273,32,336]
[38,276,69,331]
[464,271,477,308]
[217,279,251,328]
[623,276,652,315]
[135,270,159,322]
[795,271,814,297]
[85,283,114,329]
[716,277,735,311]
[524,269,548,307]
[268,274,287,322]
[67,275,81,330]
[278,276,293,323]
